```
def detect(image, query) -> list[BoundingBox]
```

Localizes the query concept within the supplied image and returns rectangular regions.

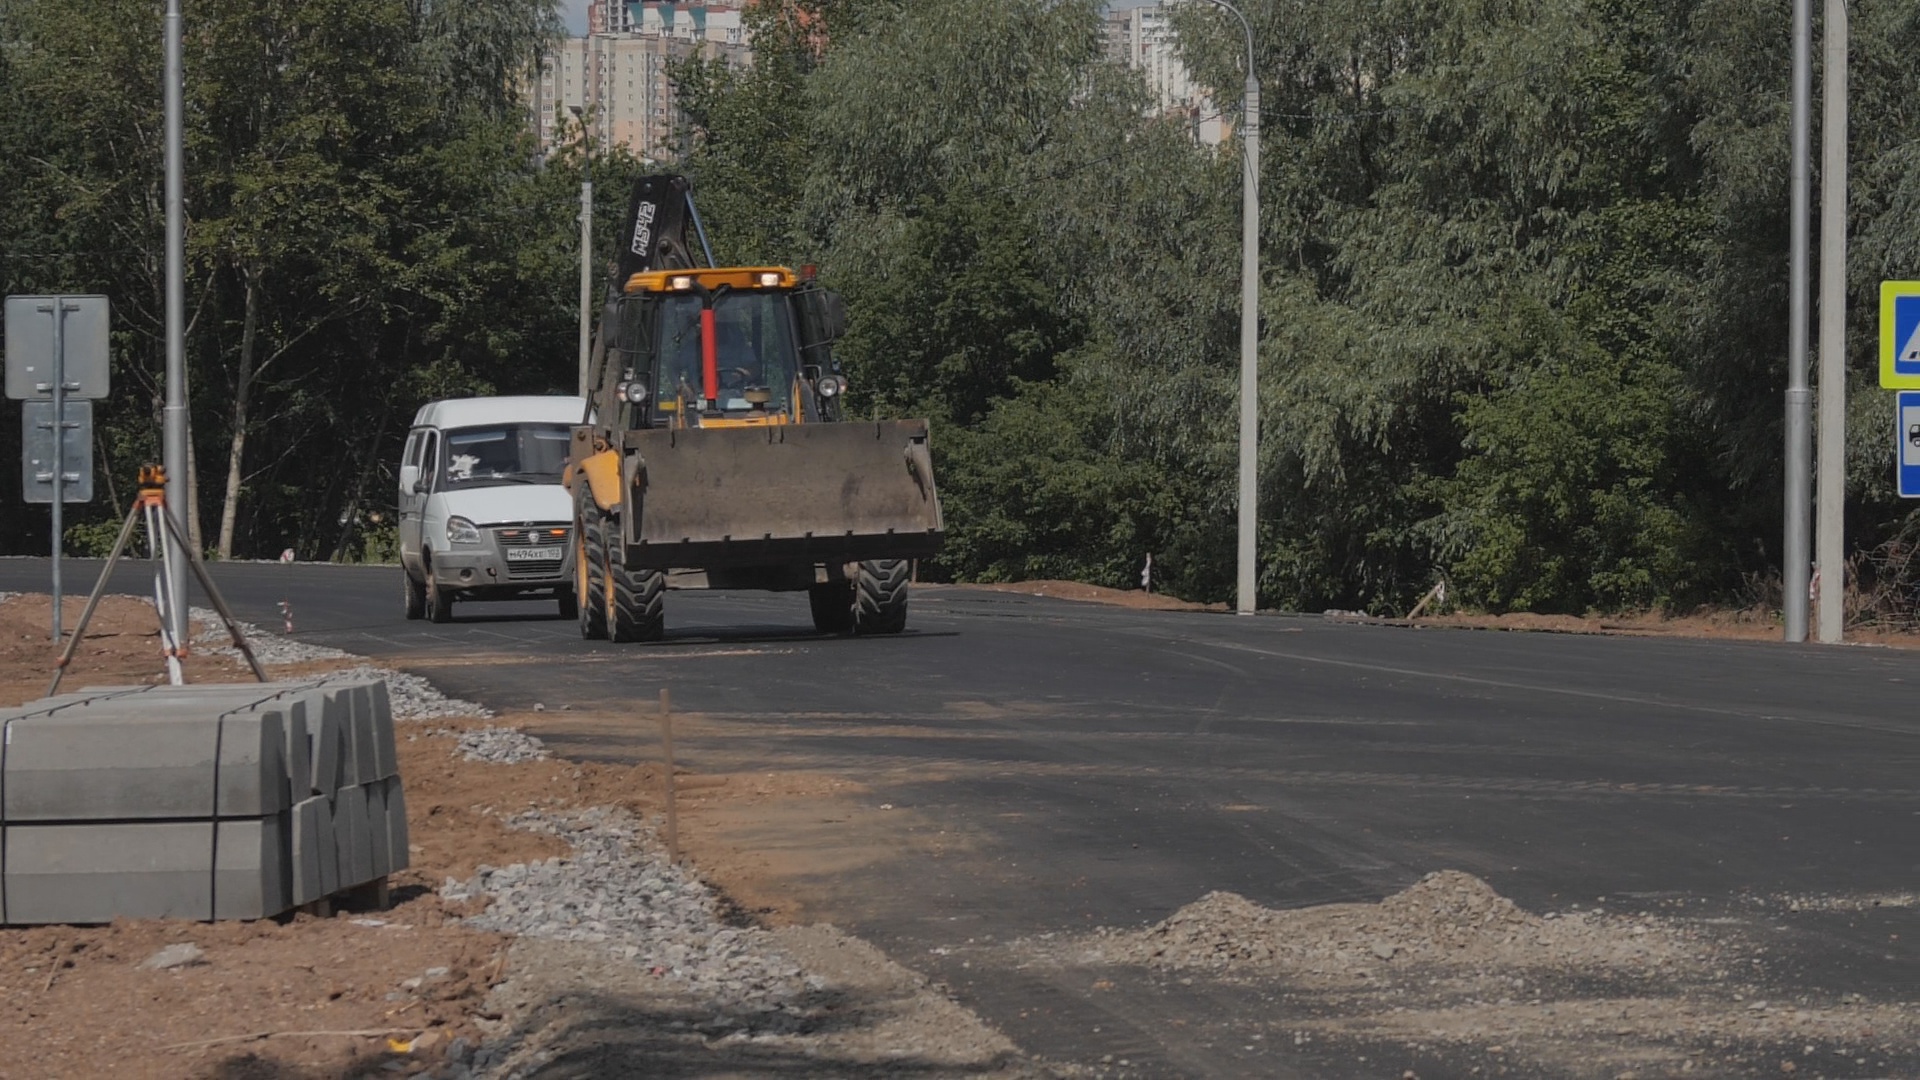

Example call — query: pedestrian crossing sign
[1880,281,1920,388]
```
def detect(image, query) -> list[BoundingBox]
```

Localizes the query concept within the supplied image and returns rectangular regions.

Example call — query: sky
[562,0,1158,37]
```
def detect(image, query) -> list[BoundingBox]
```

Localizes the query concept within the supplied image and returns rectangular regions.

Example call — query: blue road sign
[1880,282,1920,388]
[1899,391,1920,498]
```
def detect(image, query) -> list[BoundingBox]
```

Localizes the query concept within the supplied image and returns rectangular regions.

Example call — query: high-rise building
[528,2,752,163]
[1105,2,1226,146]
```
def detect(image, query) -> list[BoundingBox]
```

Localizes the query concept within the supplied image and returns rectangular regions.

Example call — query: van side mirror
[399,464,420,494]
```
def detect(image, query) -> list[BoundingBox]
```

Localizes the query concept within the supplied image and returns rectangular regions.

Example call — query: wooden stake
[659,688,678,864]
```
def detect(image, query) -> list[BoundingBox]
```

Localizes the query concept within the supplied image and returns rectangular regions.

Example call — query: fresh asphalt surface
[6,557,1919,1077]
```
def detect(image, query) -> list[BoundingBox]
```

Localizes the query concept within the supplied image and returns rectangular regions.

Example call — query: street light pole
[571,105,593,399]
[1784,0,1812,642]
[1814,0,1848,643]
[163,0,189,644]
[1201,0,1260,616]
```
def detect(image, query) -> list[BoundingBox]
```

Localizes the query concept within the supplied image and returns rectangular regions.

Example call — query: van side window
[420,431,439,492]
[403,431,422,470]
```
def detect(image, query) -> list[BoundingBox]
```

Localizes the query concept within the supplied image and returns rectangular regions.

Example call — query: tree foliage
[9,0,1920,616]
[0,0,635,561]
[675,0,1920,614]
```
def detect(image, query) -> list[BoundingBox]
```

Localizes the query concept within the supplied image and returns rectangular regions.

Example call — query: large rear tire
[809,581,854,634]
[577,499,609,641]
[402,565,425,621]
[852,559,910,635]
[608,519,665,642]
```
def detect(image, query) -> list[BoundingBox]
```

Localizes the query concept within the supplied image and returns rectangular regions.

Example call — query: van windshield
[440,424,571,489]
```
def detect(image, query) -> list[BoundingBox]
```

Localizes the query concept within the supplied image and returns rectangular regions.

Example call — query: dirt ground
[0,594,1040,1078]
[987,579,1920,649]
[965,580,1227,612]
[0,594,656,1078]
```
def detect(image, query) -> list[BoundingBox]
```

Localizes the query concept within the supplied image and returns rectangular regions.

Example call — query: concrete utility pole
[163,0,189,644]
[1784,0,1813,643]
[1200,0,1260,616]
[572,105,593,399]
[1815,0,1848,643]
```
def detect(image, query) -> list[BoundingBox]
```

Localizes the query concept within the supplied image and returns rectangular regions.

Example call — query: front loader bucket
[620,419,944,570]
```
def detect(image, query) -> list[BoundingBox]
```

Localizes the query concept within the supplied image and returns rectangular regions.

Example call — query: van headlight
[446,516,482,545]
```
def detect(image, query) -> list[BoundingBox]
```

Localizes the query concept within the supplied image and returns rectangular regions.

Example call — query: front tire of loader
[576,499,609,641]
[852,559,910,635]
[809,581,855,635]
[608,523,665,643]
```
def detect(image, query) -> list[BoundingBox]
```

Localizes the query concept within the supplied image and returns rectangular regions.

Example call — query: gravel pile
[186,611,489,720]
[190,606,353,665]
[1069,870,1707,979]
[444,726,550,764]
[443,807,813,1014]
[315,663,492,721]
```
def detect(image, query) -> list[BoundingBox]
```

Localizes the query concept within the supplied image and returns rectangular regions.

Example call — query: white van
[397,396,587,622]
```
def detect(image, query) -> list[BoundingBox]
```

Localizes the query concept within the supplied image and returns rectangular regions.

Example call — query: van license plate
[505,547,563,563]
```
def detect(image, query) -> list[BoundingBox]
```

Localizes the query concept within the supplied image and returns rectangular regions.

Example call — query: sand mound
[1085,871,1704,978]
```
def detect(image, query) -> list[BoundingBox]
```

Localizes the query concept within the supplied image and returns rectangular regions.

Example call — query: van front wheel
[402,566,426,621]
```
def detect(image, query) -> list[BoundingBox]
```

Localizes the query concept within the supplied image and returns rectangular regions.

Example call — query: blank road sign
[1880,282,1920,389]
[4,295,111,400]
[21,398,93,504]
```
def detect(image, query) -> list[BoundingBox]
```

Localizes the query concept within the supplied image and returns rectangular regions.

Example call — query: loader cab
[605,266,848,430]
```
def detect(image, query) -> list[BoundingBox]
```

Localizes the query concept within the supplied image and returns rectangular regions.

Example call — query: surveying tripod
[47,465,266,697]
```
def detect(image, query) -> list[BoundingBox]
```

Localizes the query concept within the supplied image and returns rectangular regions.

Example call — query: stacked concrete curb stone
[0,678,406,924]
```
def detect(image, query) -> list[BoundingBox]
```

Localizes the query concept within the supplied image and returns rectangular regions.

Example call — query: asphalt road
[6,557,1918,1078]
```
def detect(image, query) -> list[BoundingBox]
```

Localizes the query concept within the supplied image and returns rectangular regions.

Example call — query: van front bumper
[432,529,574,594]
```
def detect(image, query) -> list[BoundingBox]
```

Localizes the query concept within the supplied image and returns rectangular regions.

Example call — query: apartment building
[1102,2,1226,146]
[529,1,752,163]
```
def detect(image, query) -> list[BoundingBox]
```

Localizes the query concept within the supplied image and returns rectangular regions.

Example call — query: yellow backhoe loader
[565,175,944,641]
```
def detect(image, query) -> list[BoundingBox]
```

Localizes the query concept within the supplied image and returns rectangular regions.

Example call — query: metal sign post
[1897,391,1920,499]
[6,294,109,640]
[51,297,65,639]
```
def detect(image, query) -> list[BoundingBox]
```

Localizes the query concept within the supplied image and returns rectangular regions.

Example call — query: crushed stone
[442,807,807,1011]
[187,610,489,720]
[190,606,352,665]
[1061,871,1707,980]
[440,725,550,764]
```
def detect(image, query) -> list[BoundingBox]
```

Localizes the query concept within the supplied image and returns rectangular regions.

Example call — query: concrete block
[364,782,392,878]
[334,783,374,888]
[367,681,397,781]
[213,814,292,920]
[384,776,411,874]
[330,685,379,787]
[216,710,291,817]
[3,821,213,923]
[312,687,359,787]
[2,715,218,821]
[290,796,331,905]
[279,702,311,808]
[308,700,346,795]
